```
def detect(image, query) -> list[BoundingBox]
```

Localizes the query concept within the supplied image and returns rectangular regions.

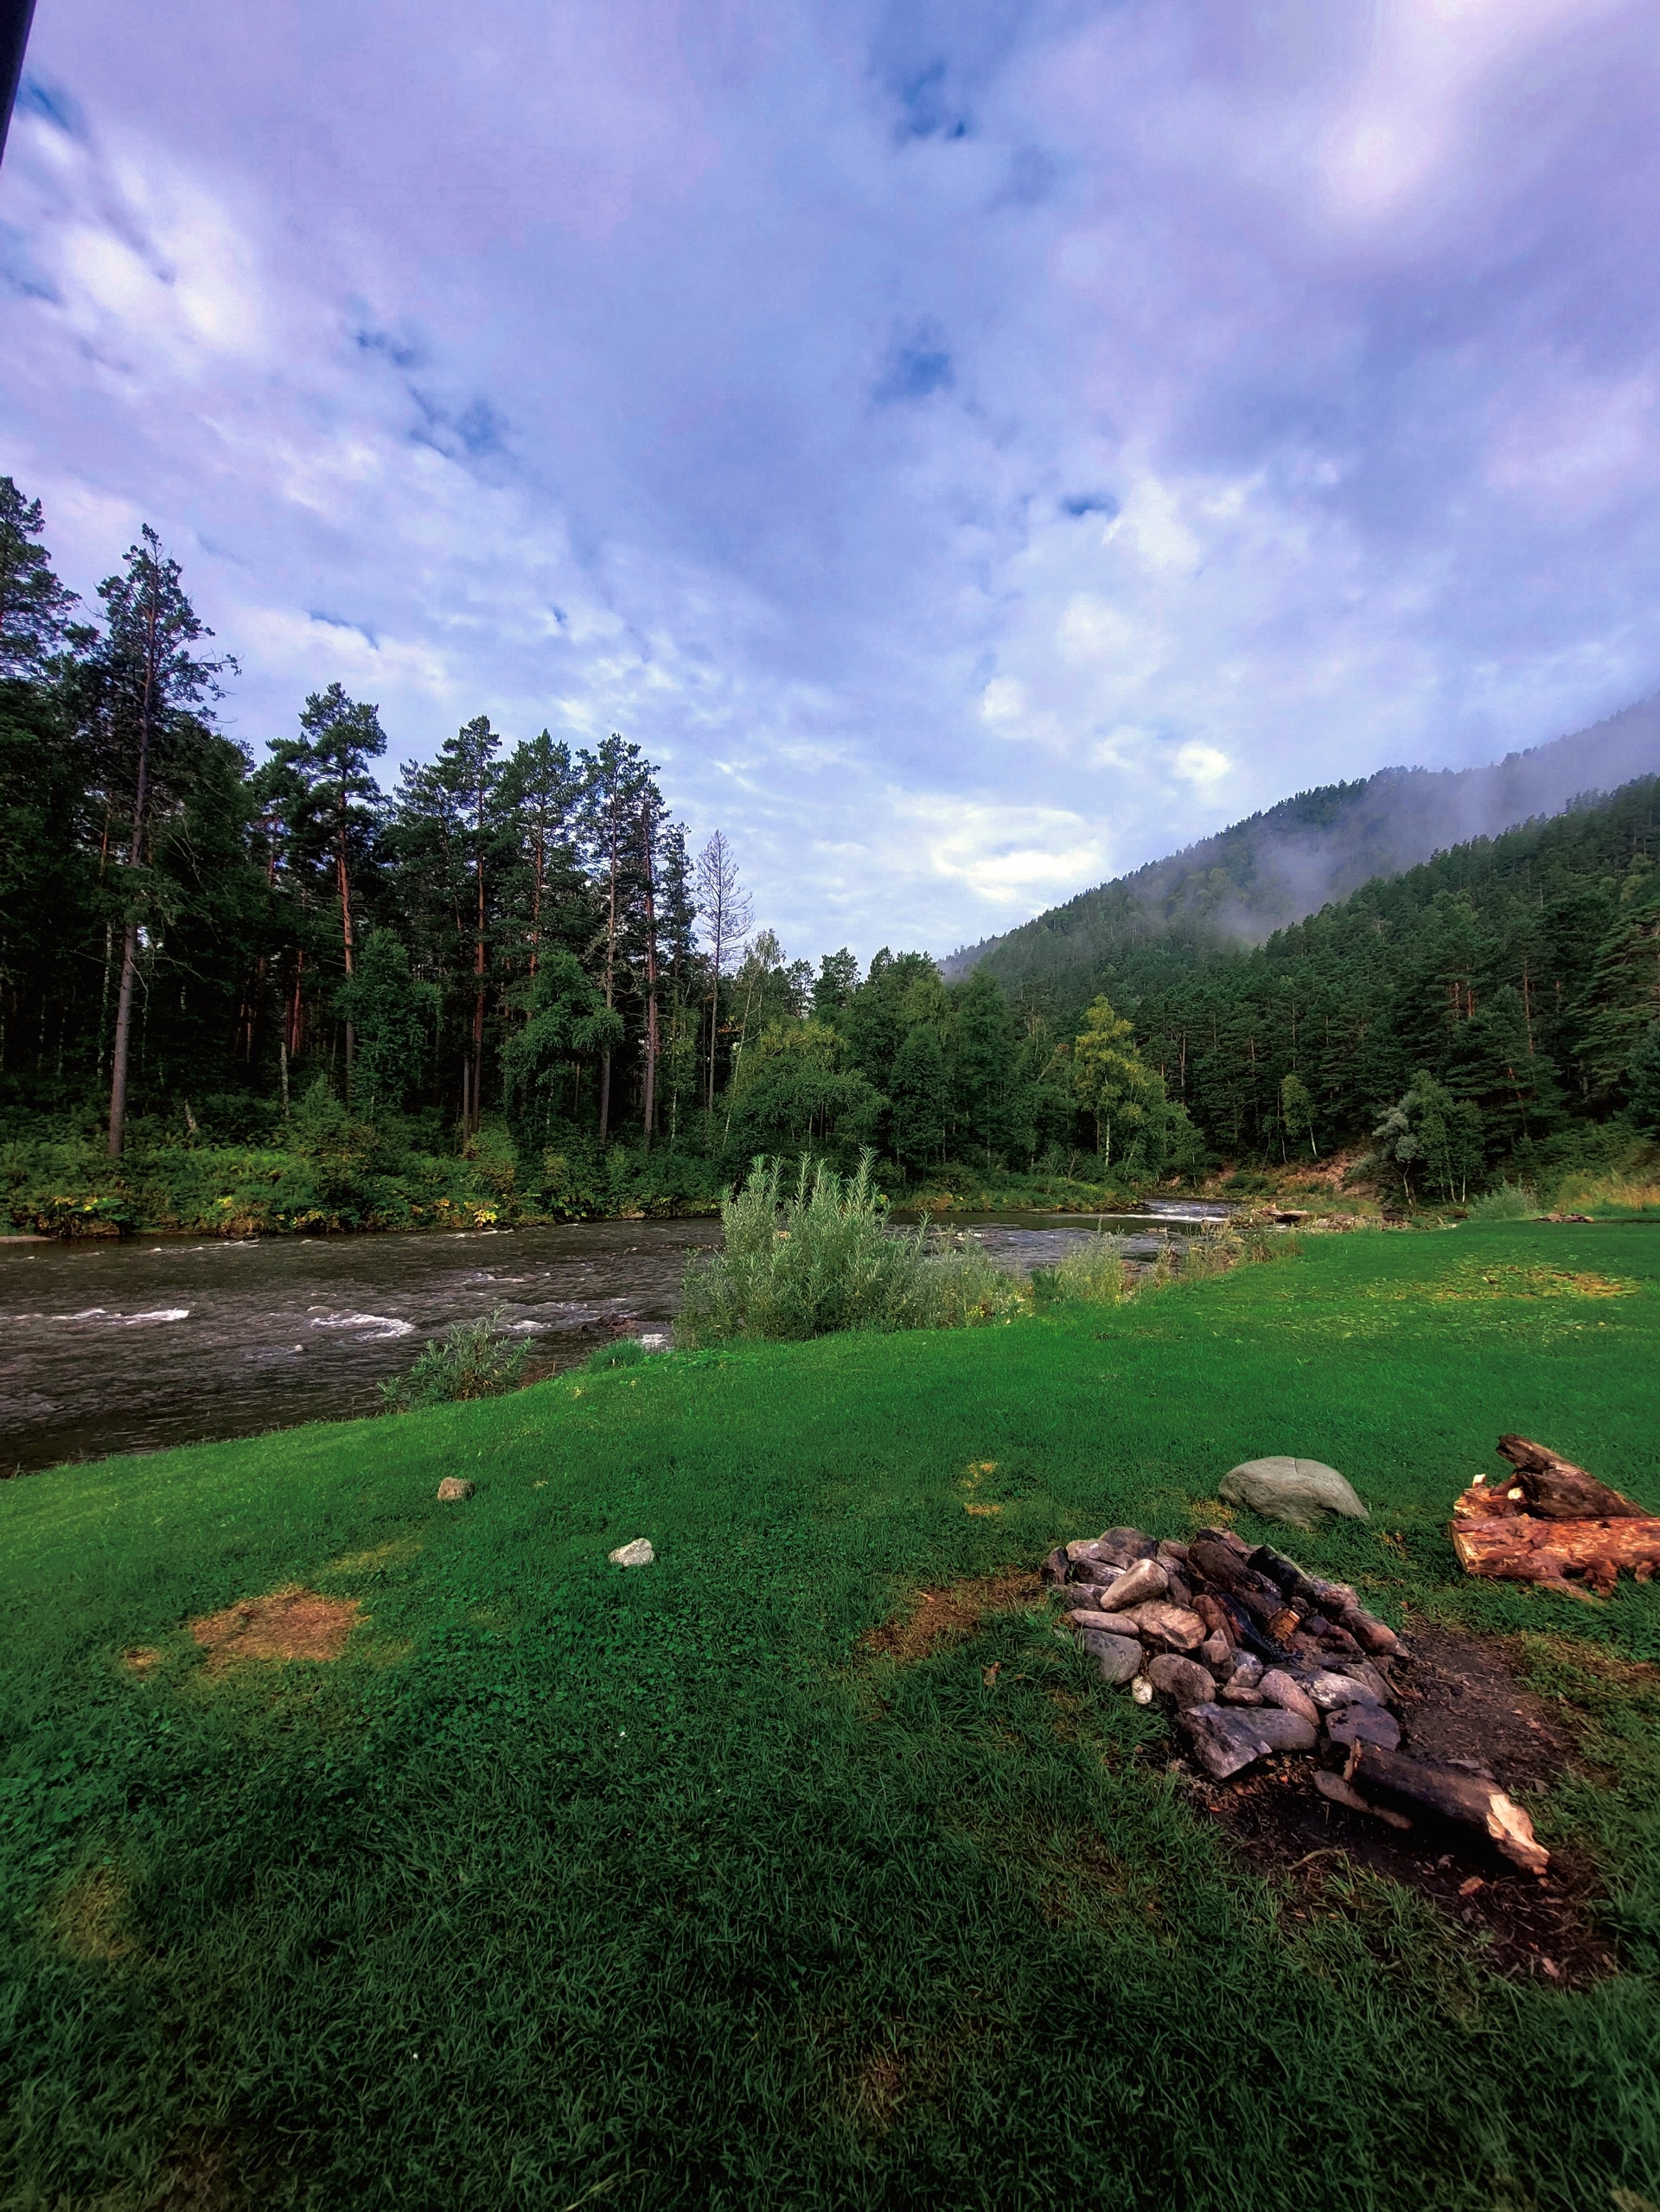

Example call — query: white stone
[608,1538,655,1567]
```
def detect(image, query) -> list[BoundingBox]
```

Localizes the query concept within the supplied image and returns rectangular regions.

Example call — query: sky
[3,0,1659,964]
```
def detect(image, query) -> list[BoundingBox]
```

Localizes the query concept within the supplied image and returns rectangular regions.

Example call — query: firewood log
[1494,1436,1646,1520]
[1451,1481,1660,1597]
[1350,1744,1548,1873]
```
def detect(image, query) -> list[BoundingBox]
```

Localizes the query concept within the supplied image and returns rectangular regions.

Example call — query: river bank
[3,1223,1656,2207]
[0,1208,1210,1474]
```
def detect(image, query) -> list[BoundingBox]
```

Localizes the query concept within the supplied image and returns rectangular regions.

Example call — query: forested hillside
[1122,779,1660,1193]
[948,700,1660,1017]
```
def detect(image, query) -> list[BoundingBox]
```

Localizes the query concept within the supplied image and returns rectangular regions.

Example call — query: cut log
[1495,1436,1646,1520]
[1314,1769,1413,1830]
[1451,1480,1660,1597]
[1350,1745,1548,1873]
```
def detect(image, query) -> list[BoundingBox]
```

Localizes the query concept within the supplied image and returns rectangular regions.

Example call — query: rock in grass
[1325,1704,1402,1752]
[1065,1610,1142,1638]
[1250,1708,1318,1753]
[437,1476,475,1501]
[1127,1601,1207,1653]
[1177,1704,1274,1779]
[1082,1632,1143,1685]
[1218,1457,1369,1530]
[608,1538,654,1567]
[1096,1557,1170,1611]
[1257,1670,1319,1725]
[1302,1669,1383,1711]
[1147,1654,1216,1706]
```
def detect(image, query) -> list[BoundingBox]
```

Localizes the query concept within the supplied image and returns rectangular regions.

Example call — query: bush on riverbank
[380,1308,531,1412]
[677,1151,1023,1344]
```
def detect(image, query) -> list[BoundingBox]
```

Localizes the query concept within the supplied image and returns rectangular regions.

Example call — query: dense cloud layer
[3,1,1658,958]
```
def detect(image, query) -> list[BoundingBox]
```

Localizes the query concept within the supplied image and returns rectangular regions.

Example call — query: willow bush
[677,1153,1025,1345]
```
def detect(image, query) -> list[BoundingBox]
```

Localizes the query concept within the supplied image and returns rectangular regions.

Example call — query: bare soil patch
[188,1586,362,1671]
[864,1570,1043,1665]
[123,1646,164,1673]
[1196,1623,1614,1986]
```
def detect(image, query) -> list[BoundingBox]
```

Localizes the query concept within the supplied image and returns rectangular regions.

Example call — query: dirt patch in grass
[864,1570,1044,1665]
[48,1864,134,1964]
[1196,1623,1616,1987]
[123,1646,164,1673]
[188,1587,362,1671]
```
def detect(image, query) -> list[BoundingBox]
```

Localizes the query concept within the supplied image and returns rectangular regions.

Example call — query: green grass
[3,1226,1658,2209]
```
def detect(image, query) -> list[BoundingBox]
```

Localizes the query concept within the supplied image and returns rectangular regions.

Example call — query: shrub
[1031,1235,1128,1307]
[381,1308,531,1411]
[1465,1182,1538,1221]
[677,1152,1025,1345]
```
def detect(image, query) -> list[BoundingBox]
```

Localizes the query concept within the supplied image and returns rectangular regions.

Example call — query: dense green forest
[2,476,1657,1231]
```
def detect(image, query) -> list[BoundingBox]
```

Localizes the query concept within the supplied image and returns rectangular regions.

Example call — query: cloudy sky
[3,1,1658,961]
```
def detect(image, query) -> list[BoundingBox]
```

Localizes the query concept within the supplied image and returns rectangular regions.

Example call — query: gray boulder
[1250,1707,1318,1753]
[1257,1669,1319,1725]
[1325,1705,1402,1752]
[1147,1654,1216,1707]
[1218,1457,1369,1530]
[1082,1631,1143,1685]
[1177,1704,1273,1779]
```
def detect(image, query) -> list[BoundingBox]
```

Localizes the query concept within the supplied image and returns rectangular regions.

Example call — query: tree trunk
[106,921,139,1158]
[642,805,659,1144]
[598,808,619,1144]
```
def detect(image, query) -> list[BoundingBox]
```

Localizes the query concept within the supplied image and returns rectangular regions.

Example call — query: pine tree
[85,529,230,1157]
[0,476,78,675]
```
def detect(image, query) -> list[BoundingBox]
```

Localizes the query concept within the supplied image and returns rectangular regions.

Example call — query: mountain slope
[945,693,1660,1009]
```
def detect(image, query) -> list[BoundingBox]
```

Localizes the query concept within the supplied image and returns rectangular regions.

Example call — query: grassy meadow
[3,1223,1658,2209]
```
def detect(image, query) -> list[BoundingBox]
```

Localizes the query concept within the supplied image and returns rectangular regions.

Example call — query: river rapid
[0,1204,1226,1474]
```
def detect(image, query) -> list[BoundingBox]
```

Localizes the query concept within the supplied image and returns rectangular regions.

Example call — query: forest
[1,475,1657,1231]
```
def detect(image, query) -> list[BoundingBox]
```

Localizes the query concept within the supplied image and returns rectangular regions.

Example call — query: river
[0,1204,1226,1474]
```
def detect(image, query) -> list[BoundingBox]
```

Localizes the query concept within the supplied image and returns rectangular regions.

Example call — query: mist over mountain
[943,695,1660,1007]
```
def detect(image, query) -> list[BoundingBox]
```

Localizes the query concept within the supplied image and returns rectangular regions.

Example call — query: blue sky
[3,0,1658,959]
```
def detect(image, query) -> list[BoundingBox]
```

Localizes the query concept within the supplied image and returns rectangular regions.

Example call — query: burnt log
[1495,1436,1646,1520]
[1350,1744,1548,1873]
[1451,1480,1660,1597]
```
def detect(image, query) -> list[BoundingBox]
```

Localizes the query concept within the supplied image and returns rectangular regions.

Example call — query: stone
[1127,1602,1207,1653]
[1227,1653,1264,1692]
[1097,1558,1169,1611]
[1177,1704,1274,1780]
[1066,1610,1142,1638]
[1163,1571,1195,1608]
[1100,1527,1159,1562]
[1065,1537,1108,1562]
[1220,1682,1266,1705]
[1041,1546,1070,1586]
[1257,1670,1319,1725]
[1303,1669,1382,1711]
[1082,1632,1144,1685]
[1218,1457,1370,1530]
[1325,1705,1402,1752]
[1130,1676,1154,1705]
[1068,1558,1126,1587]
[608,1538,654,1567]
[1249,1707,1318,1753]
[1147,1654,1216,1706]
[1331,1657,1394,1705]
[1199,1632,1232,1673]
[436,1476,475,1501]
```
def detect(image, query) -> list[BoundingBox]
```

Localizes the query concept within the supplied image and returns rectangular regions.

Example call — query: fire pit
[1045,1524,1548,1875]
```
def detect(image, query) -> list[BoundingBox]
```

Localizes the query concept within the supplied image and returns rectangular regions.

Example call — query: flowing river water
[0,1204,1228,1474]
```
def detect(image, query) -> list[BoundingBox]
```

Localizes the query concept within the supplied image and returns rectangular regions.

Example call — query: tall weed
[381,1308,531,1411]
[1030,1235,1129,1306]
[1466,1182,1538,1221]
[677,1153,1025,1344]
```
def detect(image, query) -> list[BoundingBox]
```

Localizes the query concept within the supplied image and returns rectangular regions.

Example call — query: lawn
[2,1224,1657,2210]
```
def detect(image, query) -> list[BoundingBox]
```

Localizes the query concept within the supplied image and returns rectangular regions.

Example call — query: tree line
[4,480,1197,1195]
[4,474,1654,1208]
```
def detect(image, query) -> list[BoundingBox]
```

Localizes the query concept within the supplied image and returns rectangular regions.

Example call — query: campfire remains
[1451,1434,1660,1598]
[1044,1524,1549,1874]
